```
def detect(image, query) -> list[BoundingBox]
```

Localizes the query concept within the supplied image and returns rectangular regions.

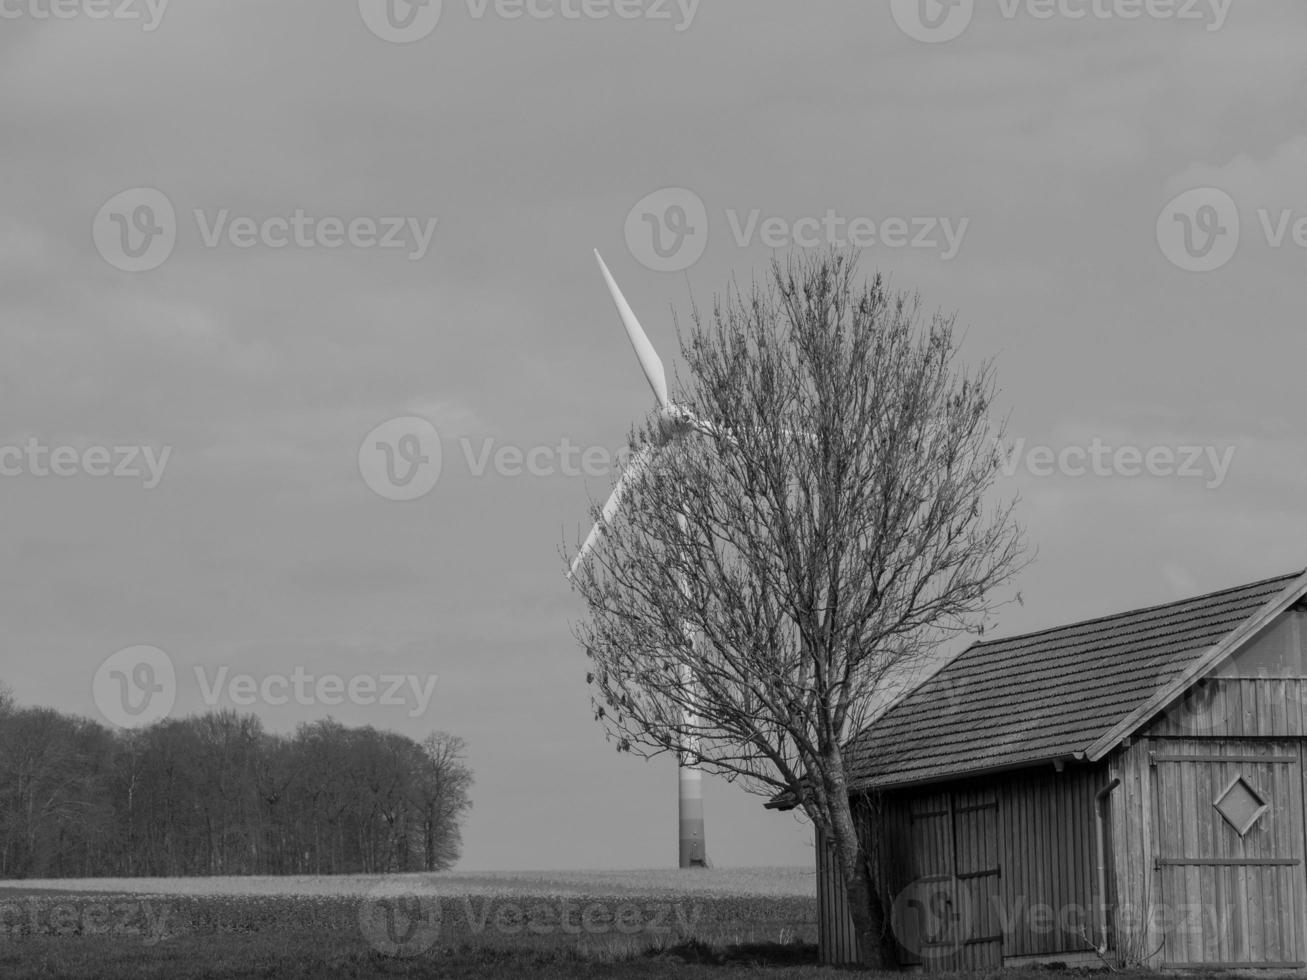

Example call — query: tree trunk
[827,784,897,969]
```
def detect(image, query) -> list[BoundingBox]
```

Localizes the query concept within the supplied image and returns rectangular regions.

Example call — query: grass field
[0,867,828,979]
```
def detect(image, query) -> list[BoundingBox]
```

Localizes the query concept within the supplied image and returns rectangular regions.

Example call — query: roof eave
[847,751,1090,794]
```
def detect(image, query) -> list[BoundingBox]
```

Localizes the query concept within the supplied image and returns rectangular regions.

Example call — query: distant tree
[569,250,1026,968]
[416,732,473,871]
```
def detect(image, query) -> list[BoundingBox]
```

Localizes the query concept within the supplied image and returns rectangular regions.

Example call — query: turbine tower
[571,251,709,868]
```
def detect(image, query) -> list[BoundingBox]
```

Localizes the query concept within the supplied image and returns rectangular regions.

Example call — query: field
[0,867,828,979]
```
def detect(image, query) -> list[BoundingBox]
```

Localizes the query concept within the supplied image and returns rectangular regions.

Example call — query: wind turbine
[570,250,710,869]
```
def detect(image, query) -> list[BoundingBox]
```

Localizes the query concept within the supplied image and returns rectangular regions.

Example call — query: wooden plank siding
[813,823,861,965]
[1148,677,1307,739]
[1110,706,1307,969]
[1107,739,1156,964]
[816,764,1112,967]
[996,765,1107,958]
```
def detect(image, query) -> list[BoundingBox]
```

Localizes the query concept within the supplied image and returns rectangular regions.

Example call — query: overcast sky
[3,0,1307,871]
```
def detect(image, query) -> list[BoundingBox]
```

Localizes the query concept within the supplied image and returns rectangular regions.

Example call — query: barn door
[1150,740,1306,968]
[897,786,1002,970]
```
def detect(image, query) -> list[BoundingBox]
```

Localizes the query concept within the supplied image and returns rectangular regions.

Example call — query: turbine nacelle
[651,404,700,445]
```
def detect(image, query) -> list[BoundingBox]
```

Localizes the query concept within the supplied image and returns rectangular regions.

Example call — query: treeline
[0,687,473,879]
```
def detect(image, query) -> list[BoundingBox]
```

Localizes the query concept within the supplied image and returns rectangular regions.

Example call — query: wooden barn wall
[814,822,861,966]
[860,763,1111,968]
[1106,739,1157,965]
[875,783,1004,970]
[993,765,1108,957]
[1107,681,1307,969]
[1148,677,1307,739]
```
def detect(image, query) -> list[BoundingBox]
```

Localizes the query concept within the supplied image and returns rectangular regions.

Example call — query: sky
[3,0,1307,872]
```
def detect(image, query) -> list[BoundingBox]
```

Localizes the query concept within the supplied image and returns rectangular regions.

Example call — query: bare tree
[417,732,473,871]
[569,250,1026,968]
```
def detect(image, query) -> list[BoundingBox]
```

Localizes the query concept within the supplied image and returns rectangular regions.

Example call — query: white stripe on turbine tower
[571,251,709,869]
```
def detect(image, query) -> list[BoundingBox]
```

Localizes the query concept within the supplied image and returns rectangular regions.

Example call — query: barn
[798,568,1307,969]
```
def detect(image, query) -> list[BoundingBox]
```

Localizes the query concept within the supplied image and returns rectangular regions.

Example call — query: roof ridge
[968,568,1302,650]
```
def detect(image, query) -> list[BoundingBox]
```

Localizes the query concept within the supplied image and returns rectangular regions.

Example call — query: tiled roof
[845,570,1303,789]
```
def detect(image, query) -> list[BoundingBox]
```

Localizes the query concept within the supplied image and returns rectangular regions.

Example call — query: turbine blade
[569,444,655,578]
[594,250,670,409]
